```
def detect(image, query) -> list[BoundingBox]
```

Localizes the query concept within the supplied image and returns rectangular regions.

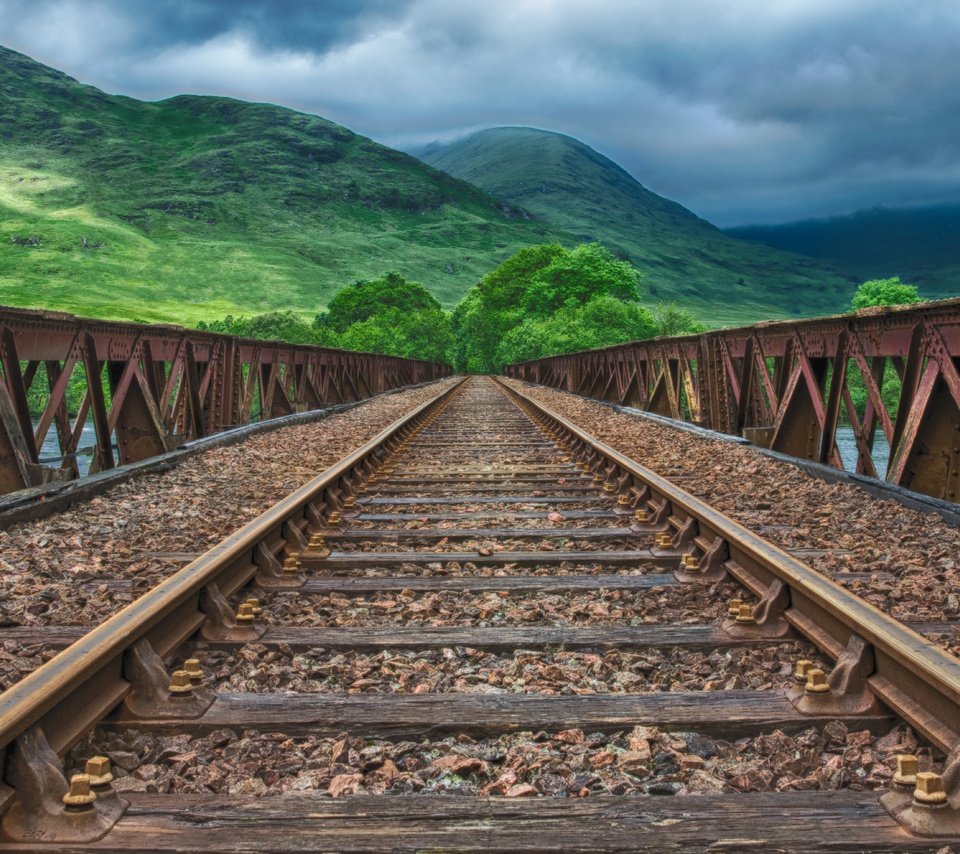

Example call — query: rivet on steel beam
[246,598,263,617]
[728,598,743,618]
[913,772,949,807]
[793,659,814,684]
[168,670,194,696]
[62,775,97,811]
[804,668,831,694]
[235,603,255,625]
[183,658,205,685]
[85,757,114,792]
[734,604,756,624]
[893,755,919,789]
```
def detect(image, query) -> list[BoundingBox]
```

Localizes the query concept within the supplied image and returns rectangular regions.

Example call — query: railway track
[0,375,958,850]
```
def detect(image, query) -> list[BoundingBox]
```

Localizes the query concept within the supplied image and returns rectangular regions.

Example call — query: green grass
[0,46,563,323]
[2,46,860,328]
[415,127,859,324]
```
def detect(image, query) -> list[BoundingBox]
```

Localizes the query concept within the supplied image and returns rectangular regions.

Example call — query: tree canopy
[850,277,922,310]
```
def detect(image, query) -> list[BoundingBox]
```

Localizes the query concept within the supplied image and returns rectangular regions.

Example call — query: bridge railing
[503,297,960,503]
[0,306,451,496]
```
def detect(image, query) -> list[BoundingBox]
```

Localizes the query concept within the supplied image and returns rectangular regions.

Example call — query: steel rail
[496,378,960,753]
[0,378,466,780]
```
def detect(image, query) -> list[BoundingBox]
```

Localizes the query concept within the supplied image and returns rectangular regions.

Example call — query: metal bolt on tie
[893,755,919,788]
[804,668,831,694]
[235,603,256,625]
[327,511,342,525]
[913,772,949,807]
[308,533,326,549]
[635,508,650,523]
[183,658,205,685]
[247,598,263,617]
[602,482,616,493]
[617,494,631,506]
[728,598,744,618]
[592,472,605,482]
[343,495,357,508]
[682,553,699,569]
[793,659,814,684]
[63,774,97,811]
[85,757,114,791]
[168,670,194,696]
[734,604,756,624]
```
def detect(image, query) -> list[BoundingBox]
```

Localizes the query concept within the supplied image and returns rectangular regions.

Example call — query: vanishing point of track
[0,376,958,850]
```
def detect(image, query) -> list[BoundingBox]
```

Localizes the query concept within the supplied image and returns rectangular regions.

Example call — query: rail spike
[200,583,267,642]
[118,638,215,720]
[788,633,884,716]
[1,726,127,843]
[722,579,796,639]
[254,540,304,589]
[881,746,960,836]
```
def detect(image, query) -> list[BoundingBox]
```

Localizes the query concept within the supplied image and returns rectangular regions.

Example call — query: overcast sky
[3,0,959,226]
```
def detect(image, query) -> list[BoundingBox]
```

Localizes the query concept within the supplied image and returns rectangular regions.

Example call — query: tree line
[197,242,705,372]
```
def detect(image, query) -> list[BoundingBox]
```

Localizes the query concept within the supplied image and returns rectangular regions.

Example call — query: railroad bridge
[0,303,957,850]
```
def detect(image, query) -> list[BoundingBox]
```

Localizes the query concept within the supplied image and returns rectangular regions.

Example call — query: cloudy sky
[3,0,959,225]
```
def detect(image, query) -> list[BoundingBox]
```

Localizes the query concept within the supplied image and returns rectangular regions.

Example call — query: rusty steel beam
[0,306,451,497]
[503,297,960,503]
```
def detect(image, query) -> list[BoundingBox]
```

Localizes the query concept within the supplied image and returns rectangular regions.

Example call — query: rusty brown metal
[0,378,465,808]
[503,298,960,502]
[497,378,960,754]
[0,306,451,496]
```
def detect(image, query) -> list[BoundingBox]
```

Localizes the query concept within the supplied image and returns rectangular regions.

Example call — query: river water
[33,419,97,477]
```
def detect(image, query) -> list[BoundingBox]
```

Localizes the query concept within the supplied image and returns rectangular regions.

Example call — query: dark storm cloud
[2,0,959,225]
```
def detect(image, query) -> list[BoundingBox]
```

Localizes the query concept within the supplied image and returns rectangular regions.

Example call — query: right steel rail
[498,378,960,753]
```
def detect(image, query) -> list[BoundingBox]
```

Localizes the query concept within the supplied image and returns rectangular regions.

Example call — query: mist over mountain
[726,205,960,299]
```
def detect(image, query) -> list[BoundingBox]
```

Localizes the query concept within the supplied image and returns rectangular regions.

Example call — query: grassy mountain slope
[726,205,960,299]
[0,46,561,323]
[415,127,857,324]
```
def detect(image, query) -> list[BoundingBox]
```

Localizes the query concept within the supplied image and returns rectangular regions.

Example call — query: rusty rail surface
[498,378,960,757]
[0,306,451,497]
[503,298,960,502]
[0,375,957,844]
[0,378,465,820]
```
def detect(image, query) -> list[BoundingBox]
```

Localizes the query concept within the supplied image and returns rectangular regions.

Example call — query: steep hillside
[415,127,857,324]
[0,46,560,323]
[726,205,960,299]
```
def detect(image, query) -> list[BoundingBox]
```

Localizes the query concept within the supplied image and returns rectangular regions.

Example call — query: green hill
[726,205,960,299]
[0,46,562,323]
[415,127,857,324]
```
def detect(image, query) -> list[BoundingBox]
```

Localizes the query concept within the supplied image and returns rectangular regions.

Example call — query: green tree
[495,296,656,367]
[452,242,646,372]
[652,303,707,337]
[317,272,443,332]
[850,277,921,310]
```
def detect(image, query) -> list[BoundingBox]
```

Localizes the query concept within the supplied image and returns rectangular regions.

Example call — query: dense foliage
[197,273,453,363]
[192,244,708,375]
[850,277,922,310]
[846,277,923,423]
[452,243,648,371]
